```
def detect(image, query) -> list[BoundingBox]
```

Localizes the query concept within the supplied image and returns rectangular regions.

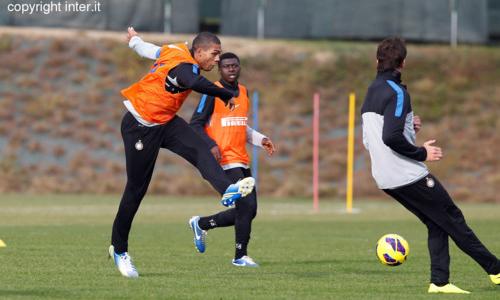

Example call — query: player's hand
[423,140,443,161]
[210,145,222,162]
[261,138,276,156]
[127,27,138,43]
[413,115,422,133]
[226,98,236,111]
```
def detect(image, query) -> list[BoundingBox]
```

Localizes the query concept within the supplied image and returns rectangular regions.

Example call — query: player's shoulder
[363,78,397,112]
[374,77,409,99]
[170,62,199,76]
[164,42,189,52]
[369,76,392,90]
[366,77,392,100]
[158,42,193,61]
[383,80,410,106]
[237,82,248,92]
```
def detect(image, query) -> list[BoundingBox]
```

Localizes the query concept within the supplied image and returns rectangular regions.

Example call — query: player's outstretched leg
[161,117,255,206]
[108,245,139,278]
[160,116,233,195]
[188,216,207,253]
[221,177,255,207]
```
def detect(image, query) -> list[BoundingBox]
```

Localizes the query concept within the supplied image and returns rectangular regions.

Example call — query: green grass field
[0,195,499,299]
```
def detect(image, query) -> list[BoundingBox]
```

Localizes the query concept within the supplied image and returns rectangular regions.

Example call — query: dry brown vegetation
[0,28,499,202]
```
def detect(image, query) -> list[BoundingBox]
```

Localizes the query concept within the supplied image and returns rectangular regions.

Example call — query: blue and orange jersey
[121,43,197,124]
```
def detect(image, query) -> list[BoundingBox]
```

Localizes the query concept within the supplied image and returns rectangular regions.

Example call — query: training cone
[0,239,6,247]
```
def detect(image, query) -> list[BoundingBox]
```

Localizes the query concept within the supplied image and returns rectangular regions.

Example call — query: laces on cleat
[108,245,139,278]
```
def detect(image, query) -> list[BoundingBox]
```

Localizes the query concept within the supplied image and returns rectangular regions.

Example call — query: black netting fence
[0,0,493,43]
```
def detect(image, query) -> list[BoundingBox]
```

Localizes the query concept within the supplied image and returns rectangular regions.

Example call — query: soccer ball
[376,234,409,266]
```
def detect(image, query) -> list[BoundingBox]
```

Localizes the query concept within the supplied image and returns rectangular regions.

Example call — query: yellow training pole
[346,93,356,213]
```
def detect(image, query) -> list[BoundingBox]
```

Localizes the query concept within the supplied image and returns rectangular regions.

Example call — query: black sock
[235,242,248,259]
[198,217,217,230]
[432,282,449,287]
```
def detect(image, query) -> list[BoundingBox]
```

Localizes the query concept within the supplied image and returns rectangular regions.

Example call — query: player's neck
[220,78,238,90]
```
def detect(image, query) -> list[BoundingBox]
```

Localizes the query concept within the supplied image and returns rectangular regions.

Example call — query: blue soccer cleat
[189,216,207,253]
[221,177,255,207]
[108,245,139,278]
[232,256,259,267]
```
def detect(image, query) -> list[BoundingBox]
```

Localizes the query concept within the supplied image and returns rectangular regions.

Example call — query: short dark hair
[376,37,407,72]
[219,52,240,66]
[192,32,221,51]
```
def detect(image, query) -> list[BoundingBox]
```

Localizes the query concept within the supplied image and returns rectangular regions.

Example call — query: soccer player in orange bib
[109,28,255,278]
[189,52,275,267]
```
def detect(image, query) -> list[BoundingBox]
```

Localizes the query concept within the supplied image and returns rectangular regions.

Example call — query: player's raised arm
[126,27,161,60]
[172,63,235,105]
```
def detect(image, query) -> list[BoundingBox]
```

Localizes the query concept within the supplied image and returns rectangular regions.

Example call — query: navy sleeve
[171,63,234,101]
[382,92,427,161]
[189,94,218,149]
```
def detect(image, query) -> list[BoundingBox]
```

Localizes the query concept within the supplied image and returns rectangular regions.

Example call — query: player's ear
[192,47,203,61]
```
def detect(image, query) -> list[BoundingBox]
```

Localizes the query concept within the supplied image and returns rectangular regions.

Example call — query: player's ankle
[235,243,247,259]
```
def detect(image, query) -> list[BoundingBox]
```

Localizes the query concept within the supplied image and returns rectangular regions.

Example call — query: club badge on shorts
[135,139,143,151]
[426,176,435,188]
